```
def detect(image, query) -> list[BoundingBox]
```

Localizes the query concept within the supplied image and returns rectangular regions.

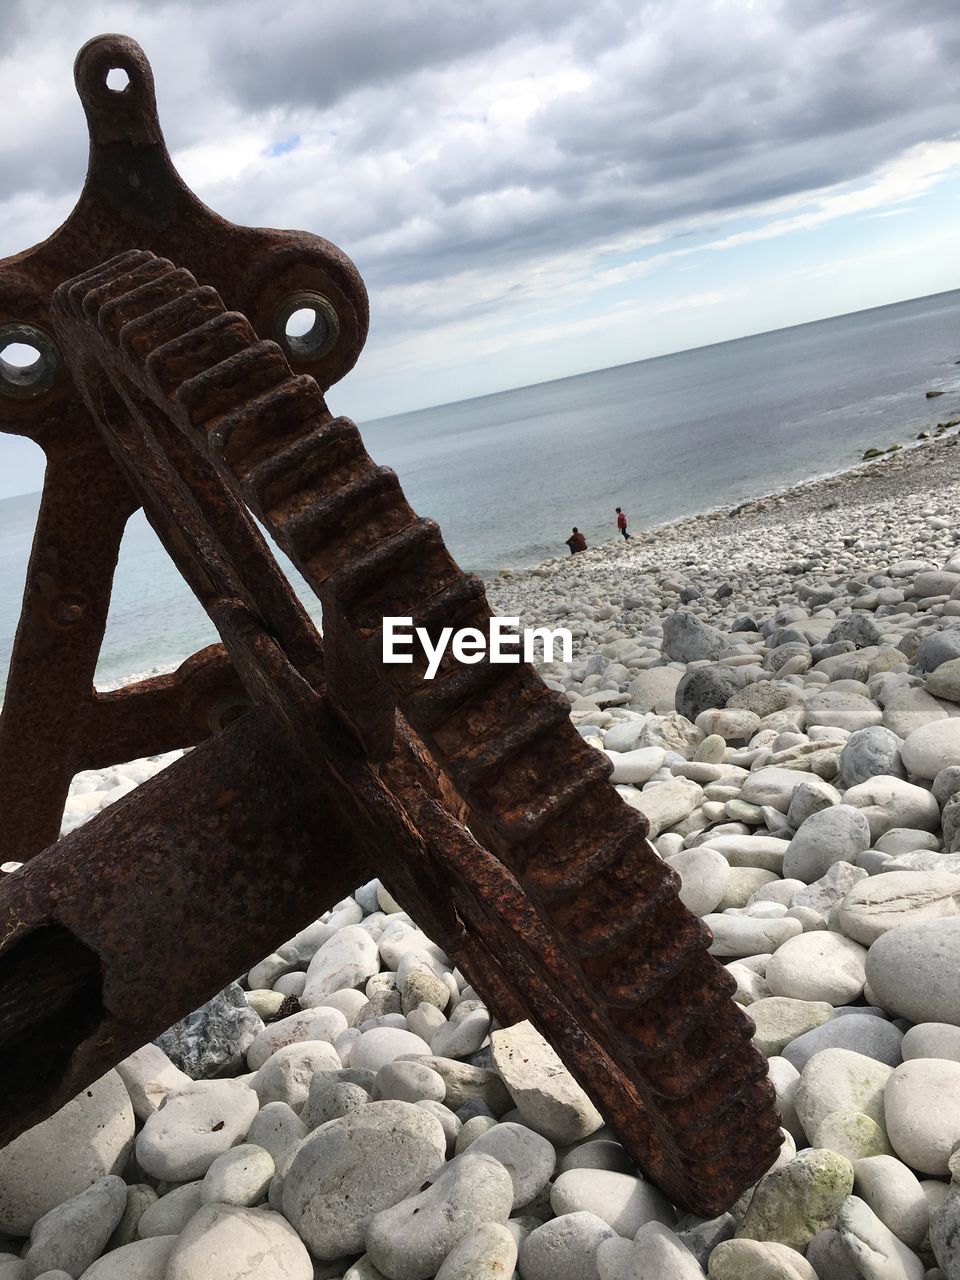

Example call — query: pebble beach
[6,430,960,1278]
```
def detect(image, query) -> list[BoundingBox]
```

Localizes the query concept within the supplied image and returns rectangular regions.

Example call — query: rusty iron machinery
[0,35,781,1214]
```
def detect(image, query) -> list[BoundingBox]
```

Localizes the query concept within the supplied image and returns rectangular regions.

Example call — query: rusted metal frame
[54,254,780,1210]
[0,705,376,1147]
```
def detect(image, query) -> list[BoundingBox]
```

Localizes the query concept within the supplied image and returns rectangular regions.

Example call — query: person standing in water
[615,507,631,540]
[565,527,587,554]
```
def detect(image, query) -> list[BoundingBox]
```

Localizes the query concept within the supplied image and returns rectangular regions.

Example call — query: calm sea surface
[1,290,958,691]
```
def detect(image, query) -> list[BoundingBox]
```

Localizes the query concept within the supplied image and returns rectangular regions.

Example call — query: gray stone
[765,932,867,1005]
[301,925,382,1007]
[246,1008,348,1070]
[794,1049,893,1146]
[917,630,960,674]
[166,1203,314,1279]
[156,983,264,1079]
[675,1212,736,1268]
[736,1147,854,1251]
[675,666,745,721]
[805,690,882,733]
[246,1101,307,1167]
[200,1144,275,1207]
[0,1070,134,1237]
[519,1212,615,1280]
[852,1155,929,1250]
[902,721,960,781]
[885,1059,960,1176]
[786,780,841,830]
[662,613,728,663]
[281,1101,447,1260]
[366,1151,513,1280]
[783,806,872,883]
[902,1022,960,1063]
[106,1182,158,1249]
[842,777,940,841]
[929,1153,960,1278]
[413,1057,512,1114]
[791,862,868,915]
[707,1238,817,1278]
[747,997,834,1057]
[667,846,731,916]
[840,727,906,788]
[251,1039,342,1109]
[781,1014,903,1072]
[462,1122,556,1210]
[23,1175,127,1278]
[827,616,882,649]
[550,1167,673,1237]
[866,918,960,1024]
[882,688,951,739]
[137,1181,203,1238]
[116,1044,192,1121]
[837,1195,924,1280]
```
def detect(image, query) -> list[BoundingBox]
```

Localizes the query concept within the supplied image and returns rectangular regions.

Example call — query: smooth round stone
[431,1002,492,1060]
[464,1123,556,1210]
[767,1057,802,1141]
[782,806,872,883]
[736,1147,853,1251]
[550,1168,673,1237]
[455,1115,499,1152]
[0,1070,134,1237]
[884,1059,960,1175]
[137,1181,203,1238]
[434,1221,518,1280]
[666,847,731,916]
[282,1101,446,1259]
[246,1008,348,1070]
[375,1061,447,1105]
[901,721,960,780]
[814,1110,893,1161]
[367,1151,513,1278]
[247,1103,307,1170]
[741,768,835,813]
[861,919,960,1027]
[603,746,665,785]
[791,862,868,915]
[781,1014,903,1072]
[301,926,381,1007]
[416,1057,512,1115]
[875,828,942,855]
[251,1040,342,1109]
[805,691,882,732]
[696,709,762,742]
[245,989,287,1021]
[519,1211,616,1280]
[747,997,834,1057]
[707,1238,817,1279]
[79,1236,178,1279]
[166,1204,313,1279]
[700,834,789,872]
[837,1195,925,1280]
[23,1175,127,1279]
[786,780,841,832]
[766,933,867,1005]
[842,777,940,841]
[902,1022,960,1062]
[749,879,806,908]
[350,1028,432,1073]
[559,1139,634,1176]
[882,688,950,739]
[852,1155,930,1250]
[839,872,960,945]
[705,916,802,960]
[136,1080,259,1182]
[598,1221,704,1279]
[199,1144,275,1206]
[108,1182,158,1249]
[490,1023,603,1143]
[795,1049,892,1144]
[116,1044,191,1121]
[840,727,907,788]
[695,733,728,763]
[323,987,374,1024]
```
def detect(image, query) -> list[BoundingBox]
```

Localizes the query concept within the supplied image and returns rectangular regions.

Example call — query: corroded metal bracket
[0,35,780,1214]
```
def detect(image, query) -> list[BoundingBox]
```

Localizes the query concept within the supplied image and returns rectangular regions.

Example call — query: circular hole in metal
[274,292,340,363]
[105,66,130,92]
[0,324,61,400]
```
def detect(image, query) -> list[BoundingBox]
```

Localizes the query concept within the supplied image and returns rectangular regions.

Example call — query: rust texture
[0,34,780,1215]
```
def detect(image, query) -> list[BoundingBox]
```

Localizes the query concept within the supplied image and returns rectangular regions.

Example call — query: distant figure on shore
[616,507,631,540]
[565,527,587,555]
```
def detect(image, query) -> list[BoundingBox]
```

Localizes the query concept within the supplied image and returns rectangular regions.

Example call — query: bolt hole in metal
[105,66,130,92]
[274,292,340,362]
[0,324,61,399]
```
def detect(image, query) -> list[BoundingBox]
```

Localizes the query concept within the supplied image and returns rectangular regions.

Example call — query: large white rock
[838,871,960,945]
[300,925,381,1007]
[251,1040,342,1109]
[865,919,960,1025]
[490,1022,603,1144]
[884,1058,960,1176]
[200,1144,275,1206]
[782,806,871,883]
[351,1027,433,1073]
[747,997,834,1057]
[136,1181,203,1237]
[282,1101,447,1260]
[519,1211,615,1280]
[704,915,802,959]
[901,720,960,780]
[463,1122,556,1210]
[602,746,665,785]
[166,1203,313,1279]
[901,1021,960,1062]
[666,846,731,916]
[246,1007,348,1070]
[852,1154,929,1249]
[837,1194,924,1280]
[434,1222,518,1280]
[841,777,940,841]
[135,1080,258,1182]
[794,1049,893,1146]
[23,1175,126,1278]
[805,691,883,732]
[741,768,837,813]
[622,777,702,838]
[0,1070,134,1237]
[765,932,867,1005]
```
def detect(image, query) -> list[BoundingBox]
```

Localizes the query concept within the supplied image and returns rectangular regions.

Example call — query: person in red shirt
[615,507,631,540]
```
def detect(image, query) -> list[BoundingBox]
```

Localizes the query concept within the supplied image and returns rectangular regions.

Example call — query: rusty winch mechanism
[0,35,780,1214]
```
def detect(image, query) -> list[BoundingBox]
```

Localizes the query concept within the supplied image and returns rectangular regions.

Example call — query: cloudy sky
[2,0,959,457]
